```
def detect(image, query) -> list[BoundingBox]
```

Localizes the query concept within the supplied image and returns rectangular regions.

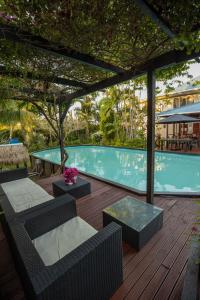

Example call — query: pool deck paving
[0,174,196,300]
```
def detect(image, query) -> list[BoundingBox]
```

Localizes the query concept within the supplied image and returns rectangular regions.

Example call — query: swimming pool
[32,146,200,195]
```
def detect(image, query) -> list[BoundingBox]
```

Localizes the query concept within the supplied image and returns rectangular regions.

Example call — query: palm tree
[75,94,99,139]
[0,100,37,145]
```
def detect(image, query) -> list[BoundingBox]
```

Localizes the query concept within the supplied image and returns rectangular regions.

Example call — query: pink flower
[63,167,78,183]
[191,226,198,232]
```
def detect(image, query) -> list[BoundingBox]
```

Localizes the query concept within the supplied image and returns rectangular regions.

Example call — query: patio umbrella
[157,114,199,124]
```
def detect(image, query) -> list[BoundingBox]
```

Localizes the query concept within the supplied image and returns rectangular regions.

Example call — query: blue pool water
[33,146,200,193]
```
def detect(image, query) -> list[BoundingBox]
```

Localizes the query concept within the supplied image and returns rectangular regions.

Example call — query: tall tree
[26,98,73,171]
[75,94,98,139]
[0,99,36,144]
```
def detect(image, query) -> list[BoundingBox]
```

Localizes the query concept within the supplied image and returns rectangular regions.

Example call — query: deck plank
[154,242,191,300]
[0,174,196,300]
[125,213,193,299]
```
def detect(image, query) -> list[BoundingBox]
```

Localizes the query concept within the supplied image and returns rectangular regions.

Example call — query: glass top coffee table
[103,196,163,250]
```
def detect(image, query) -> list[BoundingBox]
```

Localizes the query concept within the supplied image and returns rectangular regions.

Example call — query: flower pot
[65,176,78,185]
[65,181,74,185]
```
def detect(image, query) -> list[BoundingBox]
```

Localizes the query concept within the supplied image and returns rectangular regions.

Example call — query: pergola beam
[0,23,125,74]
[2,95,48,103]
[59,49,200,103]
[134,0,176,38]
[16,87,58,98]
[2,49,199,105]
[0,66,88,88]
[0,86,60,103]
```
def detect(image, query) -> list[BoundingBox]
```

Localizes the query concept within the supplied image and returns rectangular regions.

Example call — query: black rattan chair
[7,196,123,300]
[0,168,72,222]
[0,168,28,183]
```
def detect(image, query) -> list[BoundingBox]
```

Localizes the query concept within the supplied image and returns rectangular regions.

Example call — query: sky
[186,62,200,78]
[138,60,200,100]
[71,60,200,109]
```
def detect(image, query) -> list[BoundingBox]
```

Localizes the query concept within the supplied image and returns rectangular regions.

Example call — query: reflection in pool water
[33,146,200,193]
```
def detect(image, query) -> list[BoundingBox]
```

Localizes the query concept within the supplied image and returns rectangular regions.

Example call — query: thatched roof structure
[0,143,29,165]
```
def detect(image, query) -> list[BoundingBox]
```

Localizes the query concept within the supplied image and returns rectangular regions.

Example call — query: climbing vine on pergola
[0,0,199,200]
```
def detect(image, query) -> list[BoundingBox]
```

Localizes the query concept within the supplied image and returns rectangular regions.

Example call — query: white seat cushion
[1,178,54,212]
[32,216,97,266]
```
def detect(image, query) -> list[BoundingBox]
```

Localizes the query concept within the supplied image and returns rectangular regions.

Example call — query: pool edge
[31,148,200,198]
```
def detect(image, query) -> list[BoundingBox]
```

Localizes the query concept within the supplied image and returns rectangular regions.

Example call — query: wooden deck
[0,174,196,300]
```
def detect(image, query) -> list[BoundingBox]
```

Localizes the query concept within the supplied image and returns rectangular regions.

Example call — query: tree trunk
[59,119,65,173]
[85,121,89,139]
[123,99,129,139]
[9,125,13,139]
[59,103,71,173]
[129,87,135,139]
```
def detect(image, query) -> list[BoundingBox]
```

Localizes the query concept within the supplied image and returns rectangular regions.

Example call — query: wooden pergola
[0,0,199,204]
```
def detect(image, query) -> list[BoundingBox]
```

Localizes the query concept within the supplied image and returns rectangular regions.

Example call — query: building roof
[157,114,199,124]
[156,75,200,99]
[158,101,200,117]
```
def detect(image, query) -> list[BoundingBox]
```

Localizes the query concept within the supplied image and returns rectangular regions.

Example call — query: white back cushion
[32,216,97,266]
[1,178,54,212]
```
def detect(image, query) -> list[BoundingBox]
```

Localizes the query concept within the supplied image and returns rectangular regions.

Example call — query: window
[173,98,180,108]
[180,98,186,107]
[188,123,193,134]
[187,97,194,105]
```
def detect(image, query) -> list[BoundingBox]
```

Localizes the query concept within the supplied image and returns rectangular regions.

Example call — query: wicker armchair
[0,168,29,220]
[0,168,28,184]
[8,196,123,300]
[0,168,72,222]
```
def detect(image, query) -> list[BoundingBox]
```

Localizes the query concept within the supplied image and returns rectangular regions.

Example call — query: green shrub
[28,133,47,152]
[123,138,146,149]
[0,129,10,143]
[91,132,102,143]
[104,137,147,149]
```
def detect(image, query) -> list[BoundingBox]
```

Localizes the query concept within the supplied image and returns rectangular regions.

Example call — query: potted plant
[63,167,78,185]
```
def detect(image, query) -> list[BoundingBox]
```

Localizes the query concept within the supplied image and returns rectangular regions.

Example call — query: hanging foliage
[0,0,198,83]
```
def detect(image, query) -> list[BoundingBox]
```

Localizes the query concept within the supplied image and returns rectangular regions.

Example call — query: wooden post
[58,104,65,173]
[146,69,156,204]
[59,120,65,162]
[58,102,71,173]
